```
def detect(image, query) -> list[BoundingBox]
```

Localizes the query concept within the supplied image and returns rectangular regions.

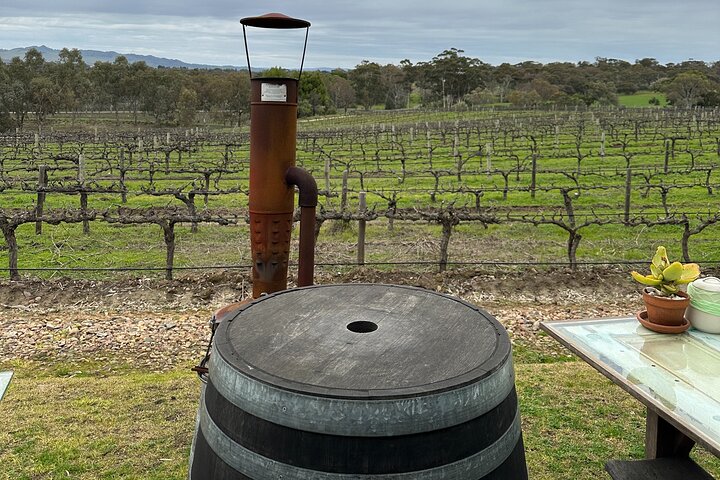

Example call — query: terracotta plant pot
[642,289,689,326]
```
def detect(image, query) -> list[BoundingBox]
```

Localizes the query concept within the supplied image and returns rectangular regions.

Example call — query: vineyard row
[2,203,719,281]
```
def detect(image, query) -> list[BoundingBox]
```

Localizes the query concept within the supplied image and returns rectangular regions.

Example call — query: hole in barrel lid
[347,321,378,333]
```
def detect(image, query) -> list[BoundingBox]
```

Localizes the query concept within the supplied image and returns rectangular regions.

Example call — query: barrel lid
[214,284,509,399]
[691,277,720,293]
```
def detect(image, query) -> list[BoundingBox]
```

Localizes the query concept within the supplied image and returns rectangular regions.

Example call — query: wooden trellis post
[357,192,367,266]
[35,166,47,235]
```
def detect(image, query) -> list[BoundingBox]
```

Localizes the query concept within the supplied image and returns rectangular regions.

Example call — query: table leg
[645,408,695,459]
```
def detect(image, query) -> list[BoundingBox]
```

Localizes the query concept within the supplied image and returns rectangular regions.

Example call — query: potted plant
[631,246,700,330]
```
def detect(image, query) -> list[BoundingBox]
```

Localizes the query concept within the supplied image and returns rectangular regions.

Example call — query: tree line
[0,47,718,131]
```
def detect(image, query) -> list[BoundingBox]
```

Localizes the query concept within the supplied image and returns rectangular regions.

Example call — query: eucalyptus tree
[541,62,588,96]
[176,87,198,126]
[4,48,47,128]
[323,73,355,113]
[125,61,153,124]
[349,60,383,110]
[88,60,120,118]
[87,56,132,123]
[415,48,489,107]
[662,71,713,108]
[54,48,88,111]
[143,68,181,124]
[380,64,409,110]
[21,48,62,128]
[0,59,13,131]
[220,71,251,126]
[299,70,332,116]
[29,76,60,127]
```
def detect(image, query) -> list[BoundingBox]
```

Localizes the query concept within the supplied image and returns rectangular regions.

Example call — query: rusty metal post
[249,77,298,298]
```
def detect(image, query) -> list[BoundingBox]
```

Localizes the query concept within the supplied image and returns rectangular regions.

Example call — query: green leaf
[652,246,669,269]
[662,262,683,282]
[649,263,663,279]
[631,271,662,286]
[677,263,701,284]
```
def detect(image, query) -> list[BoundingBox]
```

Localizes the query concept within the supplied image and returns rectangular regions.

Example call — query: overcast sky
[1,0,718,69]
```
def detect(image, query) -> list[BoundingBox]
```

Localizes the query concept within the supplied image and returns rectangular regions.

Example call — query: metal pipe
[285,166,318,286]
[285,166,318,208]
[248,77,298,298]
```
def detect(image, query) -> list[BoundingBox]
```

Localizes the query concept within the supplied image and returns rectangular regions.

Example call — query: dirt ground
[0,267,643,372]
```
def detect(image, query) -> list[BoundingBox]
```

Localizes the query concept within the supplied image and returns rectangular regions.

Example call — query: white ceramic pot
[687,277,720,334]
[686,307,720,334]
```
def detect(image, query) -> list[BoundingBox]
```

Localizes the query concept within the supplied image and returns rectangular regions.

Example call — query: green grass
[1,352,718,479]
[11,221,252,276]
[0,362,197,479]
[618,91,668,107]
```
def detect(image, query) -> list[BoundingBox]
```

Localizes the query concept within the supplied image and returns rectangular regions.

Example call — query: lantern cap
[240,13,310,29]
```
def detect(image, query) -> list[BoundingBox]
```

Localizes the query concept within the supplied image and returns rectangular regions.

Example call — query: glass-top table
[0,371,12,401]
[541,317,720,459]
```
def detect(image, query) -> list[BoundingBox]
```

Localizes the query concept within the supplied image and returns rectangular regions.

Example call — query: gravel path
[0,268,643,371]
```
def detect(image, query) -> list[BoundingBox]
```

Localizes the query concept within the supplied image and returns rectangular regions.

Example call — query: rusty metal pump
[244,13,317,299]
[194,12,317,356]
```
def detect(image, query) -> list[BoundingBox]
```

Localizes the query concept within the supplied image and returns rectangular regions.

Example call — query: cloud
[0,0,718,68]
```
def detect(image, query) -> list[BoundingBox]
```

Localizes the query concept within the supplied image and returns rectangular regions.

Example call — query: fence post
[324,157,331,203]
[454,131,462,181]
[77,154,90,234]
[80,192,89,234]
[119,148,127,203]
[341,170,349,212]
[78,153,85,183]
[624,167,632,224]
[357,191,366,266]
[0,222,20,281]
[485,143,492,174]
[530,153,538,199]
[439,221,452,273]
[426,123,433,168]
[162,221,176,281]
[35,165,47,235]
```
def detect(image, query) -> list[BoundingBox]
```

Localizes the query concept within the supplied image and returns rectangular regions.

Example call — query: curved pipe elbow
[285,166,318,208]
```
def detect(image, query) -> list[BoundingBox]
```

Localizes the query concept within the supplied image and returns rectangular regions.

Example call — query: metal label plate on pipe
[261,83,287,102]
[0,371,13,401]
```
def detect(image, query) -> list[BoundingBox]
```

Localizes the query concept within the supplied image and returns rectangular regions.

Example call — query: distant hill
[0,45,241,70]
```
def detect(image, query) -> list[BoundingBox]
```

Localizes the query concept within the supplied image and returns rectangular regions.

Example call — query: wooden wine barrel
[189,284,528,479]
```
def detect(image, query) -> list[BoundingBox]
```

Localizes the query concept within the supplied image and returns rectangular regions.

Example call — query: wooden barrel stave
[199,380,522,475]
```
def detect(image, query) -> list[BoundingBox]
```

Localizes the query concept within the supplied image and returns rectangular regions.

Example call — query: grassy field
[1,350,719,479]
[618,91,668,107]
